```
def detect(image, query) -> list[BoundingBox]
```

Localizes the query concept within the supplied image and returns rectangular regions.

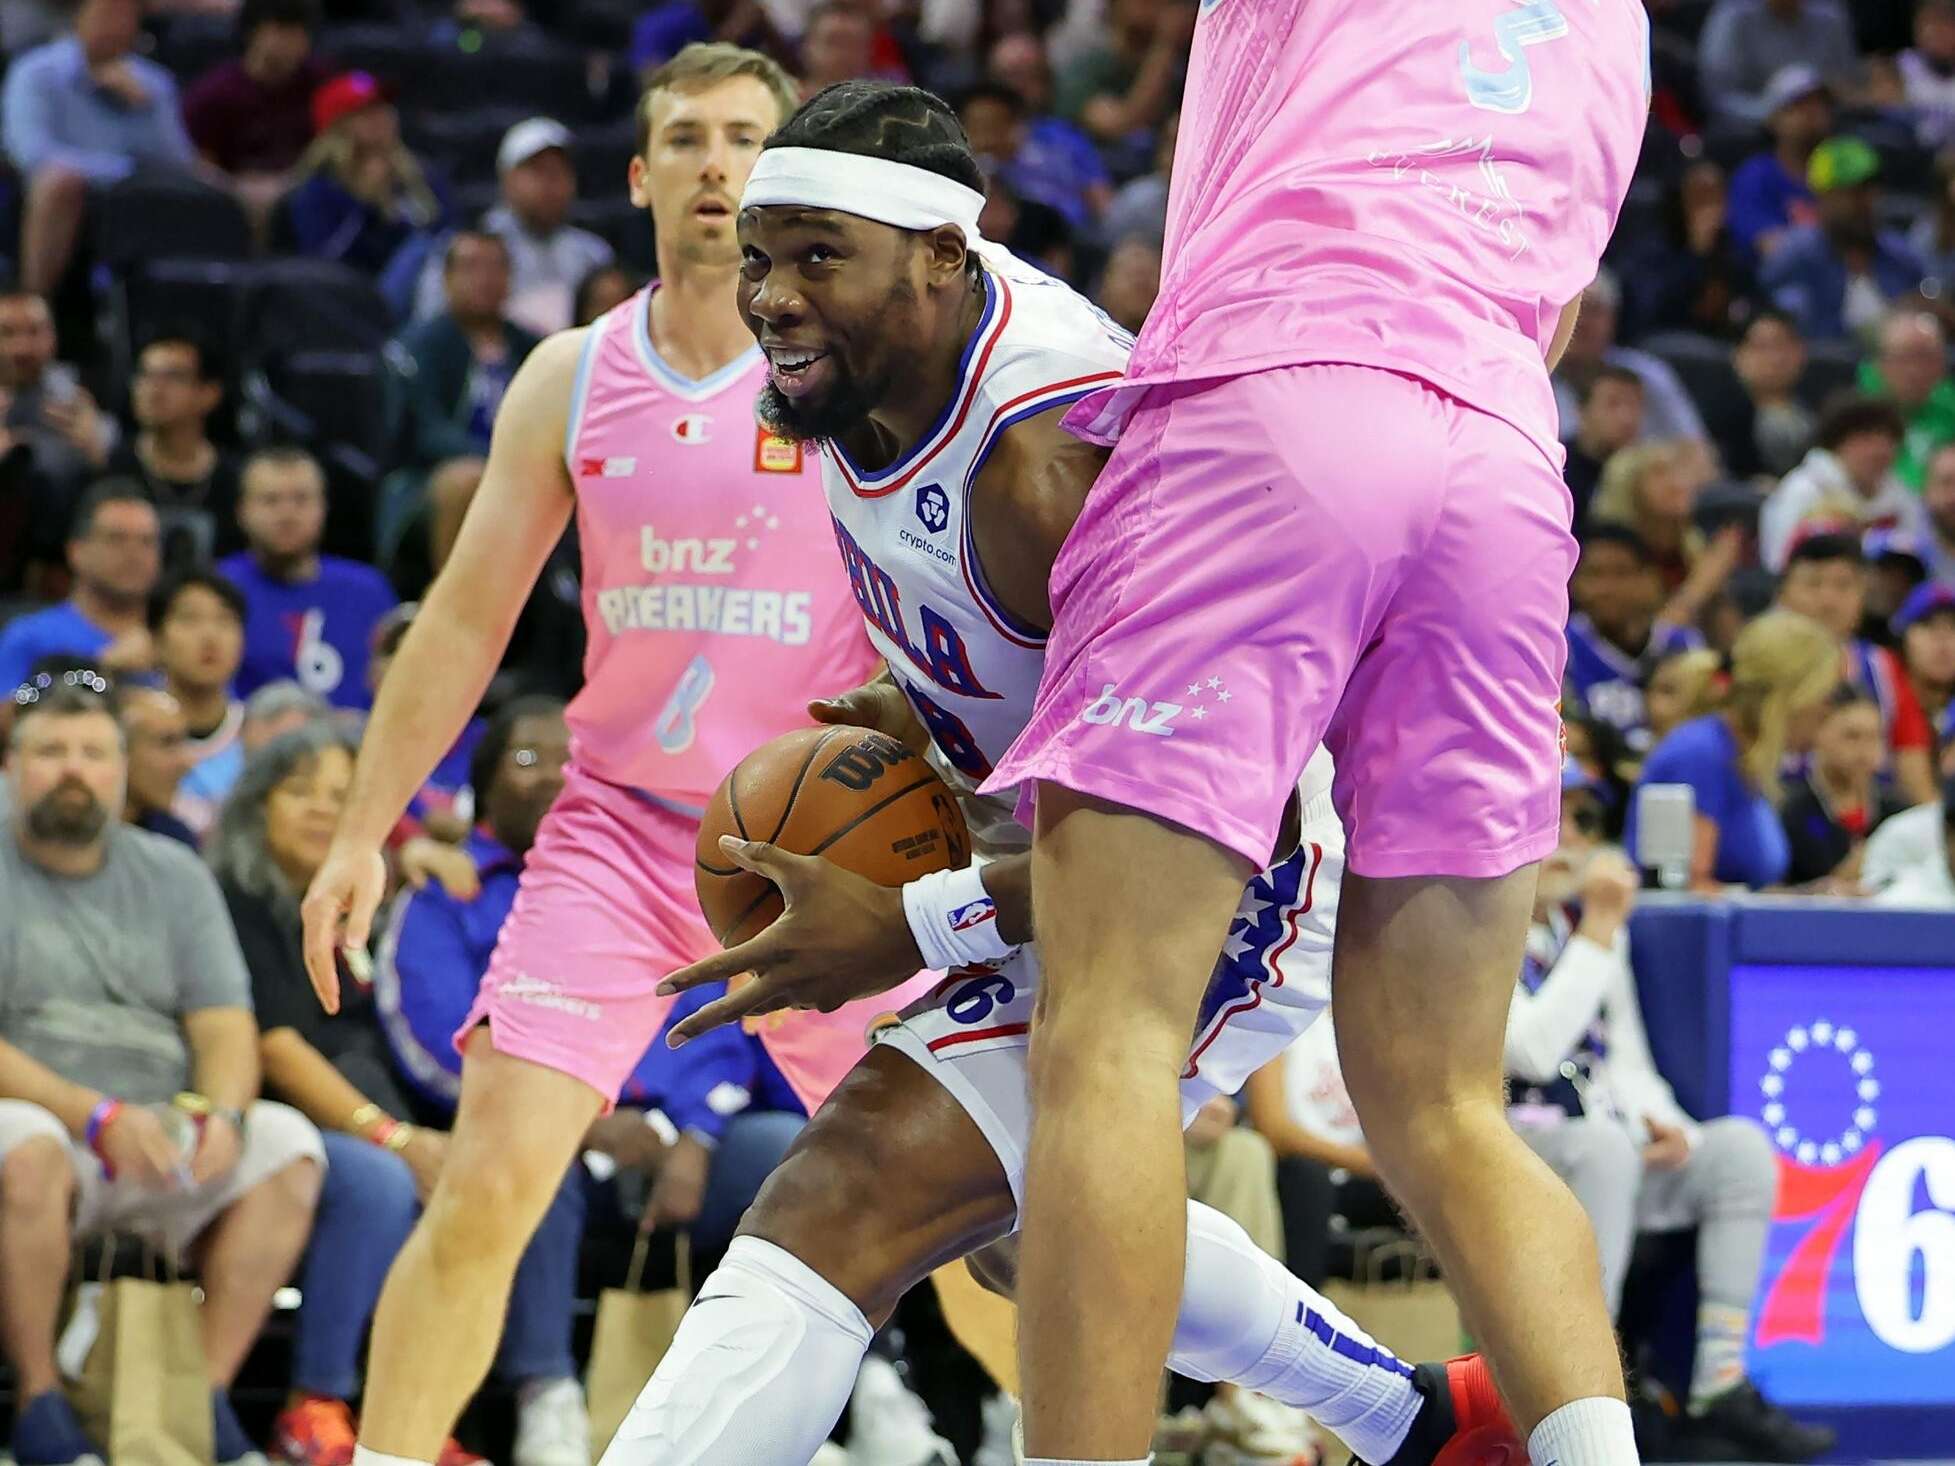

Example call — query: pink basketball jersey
[563,287,877,803]
[1066,0,1650,467]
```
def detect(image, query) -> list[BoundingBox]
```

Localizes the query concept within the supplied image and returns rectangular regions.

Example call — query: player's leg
[356,1032,604,1457]
[1324,389,1631,1458]
[601,1043,1018,1464]
[355,771,687,1463]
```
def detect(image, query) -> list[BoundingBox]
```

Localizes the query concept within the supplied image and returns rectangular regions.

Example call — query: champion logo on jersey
[671,414,712,445]
[754,428,804,474]
[579,455,638,478]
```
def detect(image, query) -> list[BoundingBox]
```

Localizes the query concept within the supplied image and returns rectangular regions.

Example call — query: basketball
[694,725,972,946]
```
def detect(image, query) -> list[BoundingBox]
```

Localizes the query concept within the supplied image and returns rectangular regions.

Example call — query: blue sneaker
[213,1388,270,1466]
[9,1391,104,1466]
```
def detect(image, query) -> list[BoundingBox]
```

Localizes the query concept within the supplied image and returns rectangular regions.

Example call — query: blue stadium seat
[316,24,426,89]
[415,37,605,123]
[238,259,393,362]
[90,174,252,268]
[404,108,534,190]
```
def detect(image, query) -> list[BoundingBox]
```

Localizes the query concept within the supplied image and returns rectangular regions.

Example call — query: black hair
[67,477,154,542]
[445,228,510,272]
[137,324,221,384]
[1576,522,1653,564]
[147,567,247,633]
[1815,394,1906,451]
[1824,681,1879,712]
[958,80,1028,118]
[238,0,318,40]
[1578,363,1645,406]
[469,694,567,805]
[765,80,985,198]
[1785,531,1864,569]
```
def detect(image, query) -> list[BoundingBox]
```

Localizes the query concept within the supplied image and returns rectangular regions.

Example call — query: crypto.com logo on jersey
[1731,963,1955,1406]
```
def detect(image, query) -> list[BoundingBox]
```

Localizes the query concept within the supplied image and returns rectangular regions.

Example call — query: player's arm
[299,330,584,1010]
[967,401,1110,634]
[1546,295,1581,371]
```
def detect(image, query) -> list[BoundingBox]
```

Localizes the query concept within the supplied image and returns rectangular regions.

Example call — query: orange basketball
[695,725,972,946]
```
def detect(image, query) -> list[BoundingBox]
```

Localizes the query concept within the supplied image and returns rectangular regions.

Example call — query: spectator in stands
[220,446,397,711]
[1590,441,1741,610]
[1566,525,1707,754]
[389,230,541,570]
[1554,270,1710,446]
[151,567,249,836]
[1730,309,1817,476]
[118,683,199,847]
[1923,440,1955,588]
[573,263,638,327]
[0,0,199,294]
[1096,235,1159,335]
[1099,106,1174,249]
[1896,0,1955,149]
[1627,610,1841,890]
[1507,781,1837,1461]
[1727,67,1830,259]
[1623,161,1757,337]
[411,119,615,338]
[958,80,1110,234]
[1871,773,1955,905]
[1760,138,1925,345]
[1763,396,1925,569]
[1053,0,1189,151]
[1697,0,1860,128]
[1241,1014,1393,1290]
[107,329,242,573]
[1564,365,1645,518]
[0,285,116,504]
[1858,308,1955,490]
[1895,581,1955,747]
[182,0,327,219]
[1909,151,1955,292]
[208,723,586,1466]
[1775,531,1940,805]
[363,603,484,845]
[1646,647,1727,744]
[286,71,451,280]
[1780,684,1910,885]
[799,1,878,95]
[0,681,325,1466]
[629,0,788,81]
[1863,525,1933,637]
[0,479,158,691]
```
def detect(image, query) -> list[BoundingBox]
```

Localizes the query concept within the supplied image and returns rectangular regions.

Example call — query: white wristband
[902,865,1015,973]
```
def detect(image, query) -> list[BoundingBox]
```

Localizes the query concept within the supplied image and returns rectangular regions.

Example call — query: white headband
[741,146,988,240]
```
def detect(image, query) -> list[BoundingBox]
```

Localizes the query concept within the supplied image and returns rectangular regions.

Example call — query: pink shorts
[459,765,931,1110]
[984,363,1574,878]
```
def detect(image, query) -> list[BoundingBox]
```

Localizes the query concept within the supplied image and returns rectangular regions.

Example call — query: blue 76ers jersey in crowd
[1564,612,1701,751]
[818,249,1130,847]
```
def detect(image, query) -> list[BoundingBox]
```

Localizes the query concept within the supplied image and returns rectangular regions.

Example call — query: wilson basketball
[695,725,972,946]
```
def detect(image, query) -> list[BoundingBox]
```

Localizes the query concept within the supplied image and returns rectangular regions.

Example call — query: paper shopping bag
[1321,1238,1465,1365]
[67,1242,214,1466]
[586,1232,692,1460]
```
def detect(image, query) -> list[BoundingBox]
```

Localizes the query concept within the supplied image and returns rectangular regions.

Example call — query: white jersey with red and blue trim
[818,250,1130,845]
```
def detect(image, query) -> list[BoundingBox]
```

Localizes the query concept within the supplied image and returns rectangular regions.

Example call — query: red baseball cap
[312,71,392,134]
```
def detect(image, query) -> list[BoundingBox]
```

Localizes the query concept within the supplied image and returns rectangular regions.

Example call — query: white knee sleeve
[599,1237,872,1466]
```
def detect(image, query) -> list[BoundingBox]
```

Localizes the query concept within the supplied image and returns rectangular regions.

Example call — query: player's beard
[756,363,888,444]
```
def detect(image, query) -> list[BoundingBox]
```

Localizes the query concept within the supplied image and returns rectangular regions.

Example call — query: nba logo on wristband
[948,899,997,932]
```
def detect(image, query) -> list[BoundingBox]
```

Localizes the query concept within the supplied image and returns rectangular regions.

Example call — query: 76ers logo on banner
[1755,1018,1955,1356]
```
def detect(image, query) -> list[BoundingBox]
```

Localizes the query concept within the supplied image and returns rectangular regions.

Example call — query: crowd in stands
[1,0,1954,1464]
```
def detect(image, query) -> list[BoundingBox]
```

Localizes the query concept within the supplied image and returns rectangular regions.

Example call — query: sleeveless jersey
[819,252,1336,848]
[1066,0,1650,470]
[564,286,878,803]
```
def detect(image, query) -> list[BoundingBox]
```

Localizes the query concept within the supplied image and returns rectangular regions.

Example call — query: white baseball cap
[498,117,573,175]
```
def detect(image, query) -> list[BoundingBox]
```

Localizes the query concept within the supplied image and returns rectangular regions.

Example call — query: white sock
[352,1451,432,1466]
[1527,1397,1640,1466]
[598,1235,873,1465]
[1170,1200,1422,1464]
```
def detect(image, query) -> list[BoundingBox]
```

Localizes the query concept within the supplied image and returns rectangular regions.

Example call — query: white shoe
[810,1445,853,1466]
[972,1393,1019,1466]
[512,1377,591,1466]
[1202,1389,1319,1466]
[846,1354,957,1466]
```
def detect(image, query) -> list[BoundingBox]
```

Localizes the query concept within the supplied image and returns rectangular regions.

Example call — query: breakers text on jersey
[593,522,815,645]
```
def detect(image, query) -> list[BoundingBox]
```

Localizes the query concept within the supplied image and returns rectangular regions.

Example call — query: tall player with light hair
[296,46,909,1466]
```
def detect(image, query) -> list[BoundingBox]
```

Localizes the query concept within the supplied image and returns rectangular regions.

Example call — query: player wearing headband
[595,81,1519,1466]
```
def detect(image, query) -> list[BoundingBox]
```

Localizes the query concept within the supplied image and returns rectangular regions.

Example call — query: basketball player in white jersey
[592,82,1520,1466]
[295,49,910,1466]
